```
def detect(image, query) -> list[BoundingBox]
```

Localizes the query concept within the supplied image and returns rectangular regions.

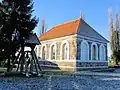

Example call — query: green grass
[108,61,116,67]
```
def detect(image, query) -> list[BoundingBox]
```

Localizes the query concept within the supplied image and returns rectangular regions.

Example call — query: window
[92,45,96,60]
[81,40,89,60]
[62,43,68,60]
[35,46,39,57]
[51,45,55,60]
[61,40,69,60]
[91,43,98,60]
[100,45,105,61]
[42,46,45,60]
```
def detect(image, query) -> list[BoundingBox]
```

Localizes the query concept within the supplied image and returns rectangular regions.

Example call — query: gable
[77,19,108,42]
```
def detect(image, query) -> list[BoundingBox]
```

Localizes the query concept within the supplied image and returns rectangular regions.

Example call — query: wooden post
[20,45,25,74]
[33,50,42,71]
[30,54,34,74]
[17,54,22,71]
[31,45,41,76]
[25,55,29,77]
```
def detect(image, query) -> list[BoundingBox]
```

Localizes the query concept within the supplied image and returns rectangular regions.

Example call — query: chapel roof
[39,18,108,42]
[40,18,81,41]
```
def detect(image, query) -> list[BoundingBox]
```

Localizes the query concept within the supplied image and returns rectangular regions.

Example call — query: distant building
[36,18,109,71]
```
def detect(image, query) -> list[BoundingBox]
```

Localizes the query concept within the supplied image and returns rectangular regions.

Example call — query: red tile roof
[40,18,81,41]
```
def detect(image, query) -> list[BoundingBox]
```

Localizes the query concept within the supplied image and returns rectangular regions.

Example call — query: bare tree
[115,11,119,31]
[115,11,119,52]
[108,8,114,52]
[109,8,120,65]
[40,17,47,36]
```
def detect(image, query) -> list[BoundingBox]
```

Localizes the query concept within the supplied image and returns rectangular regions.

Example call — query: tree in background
[109,8,120,65]
[109,8,114,51]
[39,17,47,36]
[0,0,38,71]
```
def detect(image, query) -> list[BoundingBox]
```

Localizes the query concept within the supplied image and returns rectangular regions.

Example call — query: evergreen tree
[0,0,38,71]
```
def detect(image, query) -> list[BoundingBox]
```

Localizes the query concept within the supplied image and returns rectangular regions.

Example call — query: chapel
[36,18,108,71]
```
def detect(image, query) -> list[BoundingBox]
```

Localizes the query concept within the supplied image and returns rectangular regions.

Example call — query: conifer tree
[0,0,38,71]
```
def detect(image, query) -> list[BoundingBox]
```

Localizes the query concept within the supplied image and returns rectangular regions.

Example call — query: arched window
[61,40,69,60]
[50,43,57,60]
[91,43,98,60]
[92,45,96,60]
[62,43,68,60]
[81,40,89,61]
[42,46,45,60]
[35,45,39,57]
[100,45,105,61]
[51,45,55,60]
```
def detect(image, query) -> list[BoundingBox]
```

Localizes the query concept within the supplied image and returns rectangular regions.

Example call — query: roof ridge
[52,18,81,29]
